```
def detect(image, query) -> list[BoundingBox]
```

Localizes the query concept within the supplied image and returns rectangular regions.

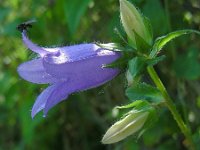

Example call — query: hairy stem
[147,66,195,150]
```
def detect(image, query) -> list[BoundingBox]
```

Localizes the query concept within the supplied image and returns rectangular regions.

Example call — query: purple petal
[32,81,75,117]
[39,44,100,67]
[59,43,100,61]
[22,31,58,57]
[17,58,58,84]
[43,49,120,78]
[43,50,120,89]
[42,66,119,115]
[43,81,76,116]
[31,84,58,118]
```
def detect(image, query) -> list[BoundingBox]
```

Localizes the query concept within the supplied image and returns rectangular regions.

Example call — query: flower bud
[120,0,152,48]
[102,110,149,144]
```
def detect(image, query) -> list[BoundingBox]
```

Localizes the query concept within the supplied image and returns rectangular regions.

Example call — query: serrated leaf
[128,56,147,79]
[63,0,91,34]
[126,83,163,103]
[150,29,200,57]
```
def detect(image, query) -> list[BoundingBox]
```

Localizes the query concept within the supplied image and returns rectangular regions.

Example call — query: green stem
[147,66,195,150]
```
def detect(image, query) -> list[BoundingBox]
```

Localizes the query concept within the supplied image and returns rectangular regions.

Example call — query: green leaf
[128,56,147,79]
[126,83,163,103]
[150,29,200,57]
[142,0,168,36]
[146,55,166,66]
[63,0,91,34]
[127,55,165,78]
[173,47,200,80]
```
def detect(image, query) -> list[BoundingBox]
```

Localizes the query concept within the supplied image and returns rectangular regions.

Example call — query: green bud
[102,110,149,144]
[120,0,152,48]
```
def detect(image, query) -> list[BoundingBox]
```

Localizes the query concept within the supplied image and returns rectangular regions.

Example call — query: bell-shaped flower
[17,30,120,118]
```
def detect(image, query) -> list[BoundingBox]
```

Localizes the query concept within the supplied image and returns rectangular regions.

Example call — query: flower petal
[43,81,76,116]
[31,84,58,118]
[22,31,58,57]
[32,81,79,118]
[43,49,120,79]
[40,44,100,65]
[43,50,120,92]
[17,58,58,84]
[59,43,100,61]
[34,65,119,117]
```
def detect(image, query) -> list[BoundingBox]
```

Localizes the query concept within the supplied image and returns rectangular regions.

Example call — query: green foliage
[132,29,151,53]
[0,0,200,149]
[150,29,200,57]
[126,83,163,103]
[116,100,145,109]
[115,100,158,140]
[104,53,132,70]
[142,0,168,36]
[173,47,200,80]
[128,56,165,79]
[63,0,92,34]
[128,56,147,78]
[142,16,153,44]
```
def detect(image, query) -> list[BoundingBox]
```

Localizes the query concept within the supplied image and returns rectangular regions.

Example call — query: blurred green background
[0,0,200,149]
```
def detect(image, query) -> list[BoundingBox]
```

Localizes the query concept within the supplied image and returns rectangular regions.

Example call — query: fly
[17,19,36,32]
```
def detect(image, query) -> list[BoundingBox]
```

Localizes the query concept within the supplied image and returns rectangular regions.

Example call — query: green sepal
[128,56,147,79]
[117,101,158,139]
[96,42,136,52]
[104,51,134,70]
[117,100,152,120]
[137,106,158,139]
[128,55,165,81]
[126,82,164,103]
[143,16,153,46]
[132,29,151,53]
[150,29,200,58]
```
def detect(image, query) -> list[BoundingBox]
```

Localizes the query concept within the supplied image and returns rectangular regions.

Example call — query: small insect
[17,19,36,32]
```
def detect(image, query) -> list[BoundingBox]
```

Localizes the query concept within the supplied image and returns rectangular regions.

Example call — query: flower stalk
[147,66,196,150]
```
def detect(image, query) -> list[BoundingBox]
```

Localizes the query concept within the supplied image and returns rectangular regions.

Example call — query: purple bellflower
[17,28,120,118]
